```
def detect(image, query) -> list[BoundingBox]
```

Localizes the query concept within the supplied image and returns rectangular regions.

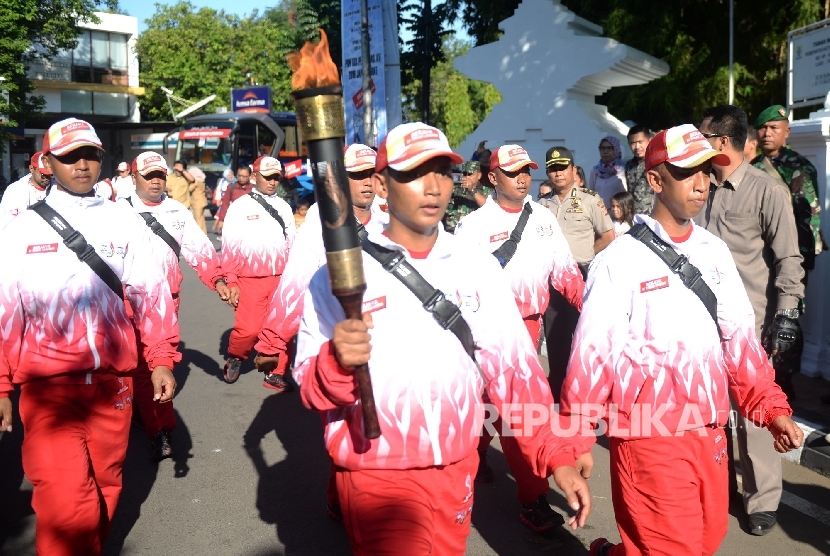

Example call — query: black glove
[764,314,800,354]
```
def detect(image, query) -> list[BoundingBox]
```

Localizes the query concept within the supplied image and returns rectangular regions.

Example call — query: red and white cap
[253,155,283,176]
[131,152,169,176]
[344,143,377,172]
[375,122,463,172]
[42,118,104,156]
[117,161,129,171]
[645,124,730,171]
[489,145,538,172]
[30,151,52,175]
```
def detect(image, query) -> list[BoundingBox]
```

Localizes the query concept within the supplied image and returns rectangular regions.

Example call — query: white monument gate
[454,0,669,186]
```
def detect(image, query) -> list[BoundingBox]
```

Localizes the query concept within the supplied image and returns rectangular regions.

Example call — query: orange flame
[287,29,340,90]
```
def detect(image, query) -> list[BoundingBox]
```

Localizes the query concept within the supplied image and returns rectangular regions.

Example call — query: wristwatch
[776,308,800,319]
[214,278,227,287]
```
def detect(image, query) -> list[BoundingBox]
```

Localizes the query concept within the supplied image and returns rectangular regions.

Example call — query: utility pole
[360,0,374,146]
[728,0,734,104]
[421,0,431,124]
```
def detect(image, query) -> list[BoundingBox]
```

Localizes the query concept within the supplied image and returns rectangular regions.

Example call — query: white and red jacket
[0,175,48,230]
[255,202,388,356]
[0,188,181,396]
[454,195,584,316]
[118,194,224,295]
[220,191,296,286]
[295,226,580,472]
[561,215,791,452]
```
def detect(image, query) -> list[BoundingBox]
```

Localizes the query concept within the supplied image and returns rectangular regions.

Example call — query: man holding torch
[294,122,591,555]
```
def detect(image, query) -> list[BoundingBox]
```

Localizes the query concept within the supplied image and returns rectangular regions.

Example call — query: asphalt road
[2,235,830,555]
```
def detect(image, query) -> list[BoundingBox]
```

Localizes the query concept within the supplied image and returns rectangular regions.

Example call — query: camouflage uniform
[444,184,492,232]
[624,157,653,215]
[751,146,826,271]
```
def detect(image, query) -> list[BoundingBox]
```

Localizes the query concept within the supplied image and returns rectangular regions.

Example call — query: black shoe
[520,494,565,532]
[263,372,294,393]
[223,357,242,383]
[749,511,777,536]
[327,502,343,523]
[150,430,172,462]
[475,451,494,483]
[821,394,830,405]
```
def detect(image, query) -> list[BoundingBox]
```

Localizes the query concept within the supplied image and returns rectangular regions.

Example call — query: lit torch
[288,31,381,439]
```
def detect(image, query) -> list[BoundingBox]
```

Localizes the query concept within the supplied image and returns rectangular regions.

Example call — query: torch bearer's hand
[333,313,374,369]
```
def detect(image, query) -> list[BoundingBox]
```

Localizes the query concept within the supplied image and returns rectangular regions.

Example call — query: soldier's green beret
[755,105,789,128]
[461,160,481,174]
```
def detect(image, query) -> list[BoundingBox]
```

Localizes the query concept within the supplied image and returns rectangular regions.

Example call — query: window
[71,30,129,86]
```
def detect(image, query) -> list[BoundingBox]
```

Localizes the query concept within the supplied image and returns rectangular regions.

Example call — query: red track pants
[336,451,478,556]
[229,275,281,360]
[19,376,133,556]
[132,362,176,438]
[608,427,729,556]
[476,314,549,505]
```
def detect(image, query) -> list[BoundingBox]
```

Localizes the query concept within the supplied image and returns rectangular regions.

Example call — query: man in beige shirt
[540,146,614,402]
[187,165,209,234]
[694,105,804,537]
[166,160,194,210]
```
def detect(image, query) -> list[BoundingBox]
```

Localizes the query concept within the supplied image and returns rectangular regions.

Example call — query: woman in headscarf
[588,136,627,209]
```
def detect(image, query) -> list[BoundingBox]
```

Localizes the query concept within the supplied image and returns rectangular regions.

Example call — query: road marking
[736,473,830,527]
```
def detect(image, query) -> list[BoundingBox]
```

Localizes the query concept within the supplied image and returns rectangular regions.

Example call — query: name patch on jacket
[640,276,669,293]
[362,296,387,313]
[247,214,260,221]
[26,243,59,254]
[490,231,509,243]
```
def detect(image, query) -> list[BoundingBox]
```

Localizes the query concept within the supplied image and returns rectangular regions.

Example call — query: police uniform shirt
[542,186,613,264]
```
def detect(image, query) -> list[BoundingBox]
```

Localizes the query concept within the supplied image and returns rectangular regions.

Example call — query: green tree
[403,38,502,147]
[136,2,301,121]
[0,0,115,142]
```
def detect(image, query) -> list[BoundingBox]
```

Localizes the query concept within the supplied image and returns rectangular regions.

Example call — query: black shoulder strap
[248,192,287,238]
[491,202,533,268]
[126,198,182,258]
[30,200,124,300]
[627,223,723,340]
[361,239,477,360]
[355,218,369,241]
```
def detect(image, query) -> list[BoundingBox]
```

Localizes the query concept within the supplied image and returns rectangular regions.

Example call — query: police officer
[541,146,614,401]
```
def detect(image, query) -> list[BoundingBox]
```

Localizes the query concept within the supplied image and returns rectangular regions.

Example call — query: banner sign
[342,0,387,146]
[283,159,303,179]
[231,86,271,113]
[180,128,232,140]
[790,21,830,106]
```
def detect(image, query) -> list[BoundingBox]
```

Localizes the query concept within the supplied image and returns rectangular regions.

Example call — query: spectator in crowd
[624,125,654,214]
[744,126,759,162]
[112,161,134,199]
[188,165,209,234]
[537,179,553,200]
[574,165,587,188]
[167,160,194,210]
[609,191,634,236]
[696,105,804,536]
[294,201,309,228]
[214,166,255,234]
[540,147,614,402]
[588,136,627,208]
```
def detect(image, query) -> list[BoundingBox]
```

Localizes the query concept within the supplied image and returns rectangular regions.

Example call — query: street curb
[795,419,830,478]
